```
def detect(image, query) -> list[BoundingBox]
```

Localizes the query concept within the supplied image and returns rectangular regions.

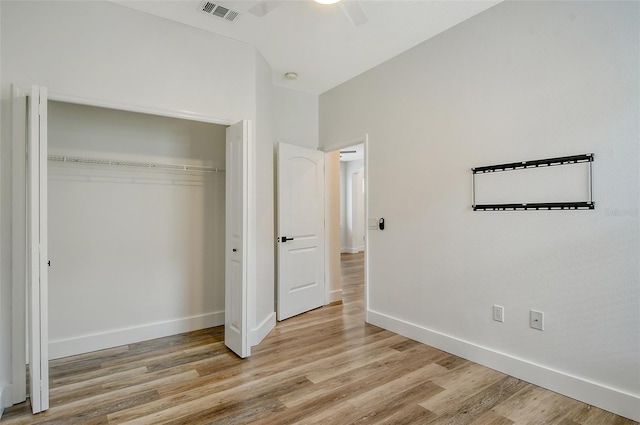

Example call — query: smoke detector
[200,1,241,22]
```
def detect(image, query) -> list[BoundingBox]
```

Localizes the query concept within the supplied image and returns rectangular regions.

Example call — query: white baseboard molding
[49,311,225,360]
[251,312,276,346]
[342,247,361,254]
[329,289,343,303]
[368,310,640,422]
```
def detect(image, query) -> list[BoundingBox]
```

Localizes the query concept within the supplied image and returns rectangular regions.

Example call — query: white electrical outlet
[530,310,544,330]
[493,305,504,322]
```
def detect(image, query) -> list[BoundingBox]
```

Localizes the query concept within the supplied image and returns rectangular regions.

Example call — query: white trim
[329,289,343,303]
[367,309,640,422]
[251,312,276,346]
[49,311,225,360]
[49,92,233,125]
[321,135,367,153]
[362,135,370,323]
[13,85,234,126]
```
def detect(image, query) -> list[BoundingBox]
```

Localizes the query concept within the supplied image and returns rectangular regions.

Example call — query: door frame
[10,85,252,408]
[321,134,369,322]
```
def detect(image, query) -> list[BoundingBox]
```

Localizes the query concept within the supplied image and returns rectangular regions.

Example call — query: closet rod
[48,155,225,173]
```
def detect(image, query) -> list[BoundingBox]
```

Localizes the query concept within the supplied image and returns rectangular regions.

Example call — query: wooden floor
[2,252,637,425]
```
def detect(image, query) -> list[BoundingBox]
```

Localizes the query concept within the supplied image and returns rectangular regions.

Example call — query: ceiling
[112,0,500,95]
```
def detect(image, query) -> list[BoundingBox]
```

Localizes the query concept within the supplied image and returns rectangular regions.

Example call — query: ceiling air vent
[200,1,241,22]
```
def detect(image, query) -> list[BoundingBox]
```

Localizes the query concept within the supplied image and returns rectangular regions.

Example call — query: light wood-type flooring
[2,252,637,424]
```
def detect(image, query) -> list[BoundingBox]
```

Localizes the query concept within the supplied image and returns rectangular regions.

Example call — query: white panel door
[225,120,249,358]
[277,143,325,321]
[27,86,49,413]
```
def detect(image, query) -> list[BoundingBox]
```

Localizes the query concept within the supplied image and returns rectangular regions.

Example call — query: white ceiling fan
[247,0,368,26]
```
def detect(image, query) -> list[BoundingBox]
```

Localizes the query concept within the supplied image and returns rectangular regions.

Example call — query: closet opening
[45,100,228,361]
[12,93,247,414]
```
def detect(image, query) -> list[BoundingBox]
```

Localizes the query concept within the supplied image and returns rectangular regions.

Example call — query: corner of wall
[0,386,5,418]
[253,47,275,333]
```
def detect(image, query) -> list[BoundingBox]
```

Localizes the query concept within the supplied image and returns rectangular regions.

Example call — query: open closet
[11,85,250,414]
[47,101,227,359]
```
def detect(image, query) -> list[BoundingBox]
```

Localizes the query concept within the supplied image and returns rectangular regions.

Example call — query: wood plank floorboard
[2,252,636,425]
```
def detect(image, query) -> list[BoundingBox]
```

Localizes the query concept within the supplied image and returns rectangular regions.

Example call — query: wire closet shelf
[48,155,225,173]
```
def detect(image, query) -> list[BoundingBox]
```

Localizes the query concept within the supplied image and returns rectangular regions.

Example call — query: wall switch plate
[368,218,378,230]
[530,310,544,330]
[493,305,504,322]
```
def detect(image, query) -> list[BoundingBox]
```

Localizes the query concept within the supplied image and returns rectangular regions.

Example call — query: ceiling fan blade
[247,0,282,17]
[340,0,368,26]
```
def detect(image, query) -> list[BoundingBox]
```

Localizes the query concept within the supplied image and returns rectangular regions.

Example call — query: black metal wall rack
[472,153,594,211]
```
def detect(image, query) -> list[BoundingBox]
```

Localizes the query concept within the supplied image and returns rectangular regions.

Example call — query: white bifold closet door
[27,85,50,414]
[224,120,250,358]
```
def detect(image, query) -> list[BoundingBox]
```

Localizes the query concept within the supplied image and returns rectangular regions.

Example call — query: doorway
[324,137,368,313]
[339,144,365,311]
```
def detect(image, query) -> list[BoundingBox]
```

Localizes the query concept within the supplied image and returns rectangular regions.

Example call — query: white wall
[320,1,639,420]
[1,1,255,120]
[341,159,364,253]
[252,51,276,344]
[272,86,319,150]
[47,101,226,358]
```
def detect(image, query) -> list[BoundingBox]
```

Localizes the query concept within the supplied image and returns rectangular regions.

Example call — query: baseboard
[367,310,640,422]
[329,289,342,303]
[251,312,276,346]
[342,247,361,254]
[49,311,225,359]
